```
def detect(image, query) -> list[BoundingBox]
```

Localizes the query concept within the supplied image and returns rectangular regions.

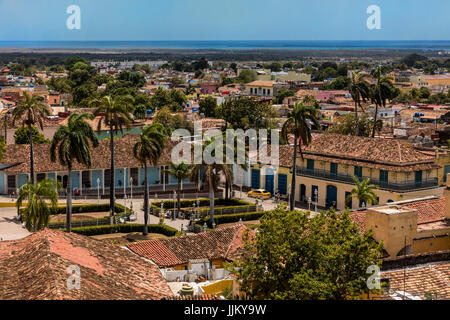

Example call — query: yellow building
[248,145,293,197]
[245,80,275,98]
[350,177,450,258]
[293,134,442,211]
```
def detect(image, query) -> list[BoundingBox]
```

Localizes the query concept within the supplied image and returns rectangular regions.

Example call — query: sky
[0,0,449,41]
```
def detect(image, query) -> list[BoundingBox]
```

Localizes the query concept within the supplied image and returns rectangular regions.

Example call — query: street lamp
[314,189,318,212]
[173,191,176,220]
[97,178,100,204]
[129,177,133,214]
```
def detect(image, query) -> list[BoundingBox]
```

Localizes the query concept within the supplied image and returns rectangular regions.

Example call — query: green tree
[349,71,370,136]
[275,89,294,104]
[90,95,133,220]
[50,113,99,233]
[327,113,372,137]
[281,102,320,211]
[216,97,277,130]
[133,124,166,235]
[14,126,48,144]
[231,205,383,300]
[419,87,431,99]
[237,69,256,83]
[169,89,187,111]
[12,91,52,185]
[190,137,233,228]
[150,87,173,109]
[346,176,379,208]
[165,161,193,215]
[17,179,60,232]
[153,106,193,135]
[370,67,394,138]
[198,96,218,117]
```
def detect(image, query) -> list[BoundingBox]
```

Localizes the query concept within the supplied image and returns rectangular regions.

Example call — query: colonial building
[294,134,442,210]
[0,134,193,195]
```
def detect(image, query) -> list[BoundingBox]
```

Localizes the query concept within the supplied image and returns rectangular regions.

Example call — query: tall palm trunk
[289,137,298,211]
[209,172,215,228]
[109,124,115,223]
[177,180,181,213]
[66,169,72,233]
[225,180,229,199]
[4,119,7,142]
[29,125,35,185]
[143,165,149,236]
[371,102,379,138]
[354,100,359,136]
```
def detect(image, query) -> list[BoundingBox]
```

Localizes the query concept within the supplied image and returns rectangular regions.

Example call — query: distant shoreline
[0,40,449,52]
[0,41,449,61]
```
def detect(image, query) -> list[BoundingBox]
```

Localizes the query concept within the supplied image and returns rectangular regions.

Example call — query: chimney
[445,173,450,220]
[366,205,418,258]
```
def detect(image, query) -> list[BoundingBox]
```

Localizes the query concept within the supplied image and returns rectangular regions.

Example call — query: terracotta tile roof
[302,134,438,172]
[381,260,450,300]
[350,196,446,233]
[125,239,183,267]
[0,229,172,300]
[246,81,275,87]
[127,224,249,268]
[0,134,180,174]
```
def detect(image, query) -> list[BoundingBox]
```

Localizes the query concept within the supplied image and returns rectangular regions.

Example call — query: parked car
[247,189,272,199]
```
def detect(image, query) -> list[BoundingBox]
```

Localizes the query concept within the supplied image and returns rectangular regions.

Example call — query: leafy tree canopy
[231,205,383,300]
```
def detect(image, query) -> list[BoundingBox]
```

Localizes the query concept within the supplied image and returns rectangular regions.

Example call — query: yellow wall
[413,236,450,255]
[202,280,233,296]
[437,151,450,186]
[294,175,442,211]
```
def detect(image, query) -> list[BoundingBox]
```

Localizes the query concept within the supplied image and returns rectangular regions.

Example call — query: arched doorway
[62,175,68,189]
[300,184,306,202]
[326,185,337,209]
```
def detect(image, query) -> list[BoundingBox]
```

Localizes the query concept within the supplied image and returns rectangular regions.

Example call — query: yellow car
[247,189,272,199]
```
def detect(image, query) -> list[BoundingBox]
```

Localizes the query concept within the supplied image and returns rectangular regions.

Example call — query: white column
[123,168,126,195]
[163,166,166,191]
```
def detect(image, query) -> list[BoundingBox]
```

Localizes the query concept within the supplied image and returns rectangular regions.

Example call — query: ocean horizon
[0,40,449,51]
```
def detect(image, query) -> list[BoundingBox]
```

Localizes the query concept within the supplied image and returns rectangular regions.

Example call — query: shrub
[201,211,267,228]
[20,203,131,216]
[151,198,253,210]
[70,223,180,237]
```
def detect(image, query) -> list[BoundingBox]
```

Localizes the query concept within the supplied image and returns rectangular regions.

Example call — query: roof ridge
[396,140,403,163]
[223,224,243,259]
[39,230,64,300]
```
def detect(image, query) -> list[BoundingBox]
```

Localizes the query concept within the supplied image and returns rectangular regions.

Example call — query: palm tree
[190,138,233,228]
[349,71,370,136]
[17,179,60,232]
[370,67,394,138]
[12,91,51,184]
[281,102,320,211]
[166,161,192,216]
[50,113,99,232]
[346,176,379,208]
[90,95,134,219]
[1,112,9,142]
[133,123,166,236]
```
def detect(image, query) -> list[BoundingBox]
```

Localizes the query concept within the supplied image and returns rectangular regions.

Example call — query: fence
[48,217,110,229]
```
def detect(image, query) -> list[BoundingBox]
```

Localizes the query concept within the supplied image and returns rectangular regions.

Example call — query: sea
[0,40,449,51]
